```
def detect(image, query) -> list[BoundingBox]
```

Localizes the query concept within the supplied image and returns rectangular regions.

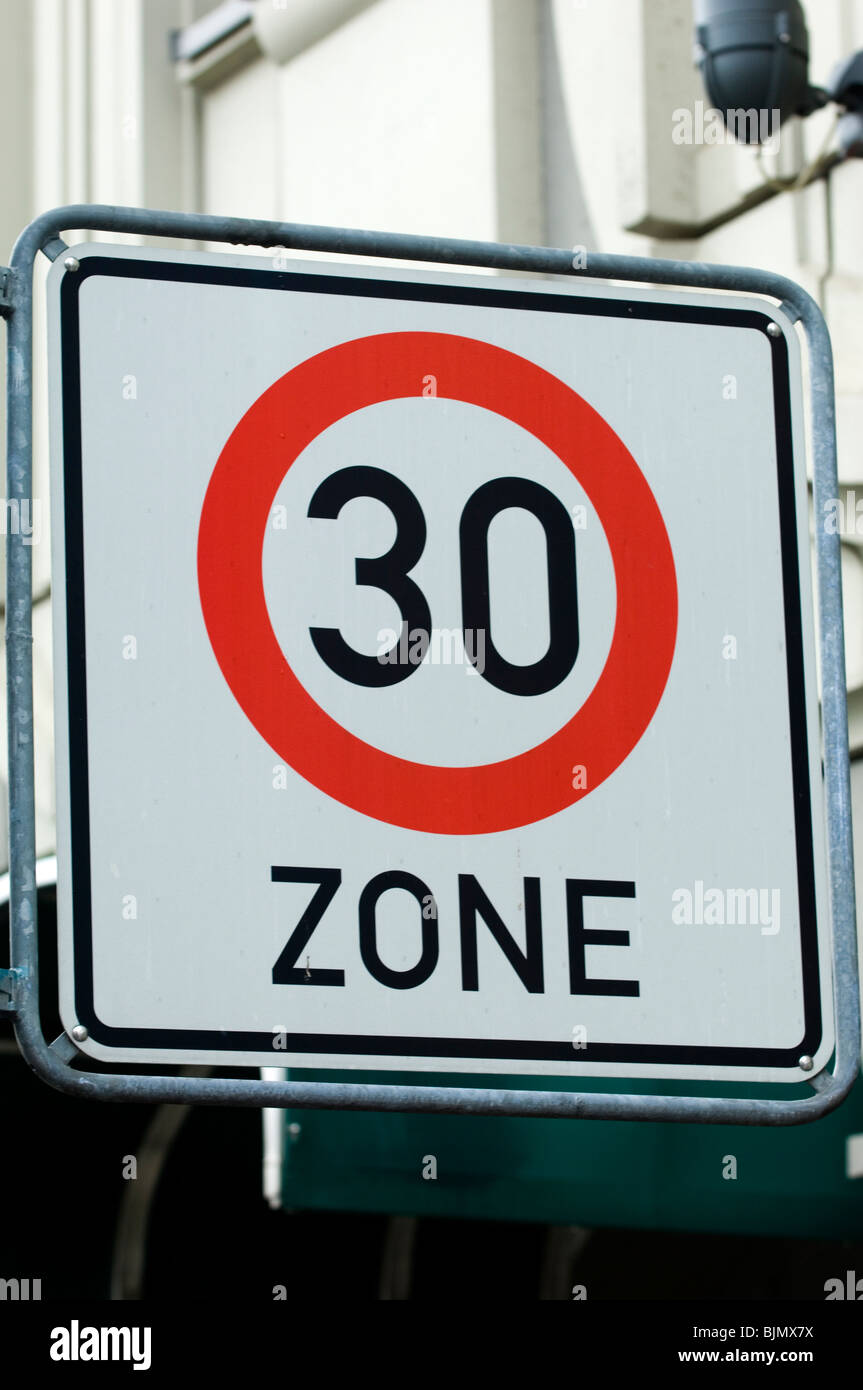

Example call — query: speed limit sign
[48,243,833,1081]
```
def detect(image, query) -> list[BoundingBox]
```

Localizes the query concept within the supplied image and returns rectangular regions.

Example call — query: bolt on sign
[48,244,832,1082]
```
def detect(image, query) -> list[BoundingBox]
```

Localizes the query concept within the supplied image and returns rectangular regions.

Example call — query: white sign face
[48,243,833,1082]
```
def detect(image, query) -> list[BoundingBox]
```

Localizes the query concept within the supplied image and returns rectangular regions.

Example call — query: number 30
[308,465,579,697]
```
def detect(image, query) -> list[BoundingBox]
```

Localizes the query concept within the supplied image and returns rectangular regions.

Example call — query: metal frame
[3,203,859,1122]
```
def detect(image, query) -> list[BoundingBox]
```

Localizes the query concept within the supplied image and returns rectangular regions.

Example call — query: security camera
[693,0,827,145]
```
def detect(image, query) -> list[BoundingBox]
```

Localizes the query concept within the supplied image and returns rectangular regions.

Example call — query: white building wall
[199,0,544,246]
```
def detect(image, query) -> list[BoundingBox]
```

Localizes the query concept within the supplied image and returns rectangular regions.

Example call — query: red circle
[197,332,677,834]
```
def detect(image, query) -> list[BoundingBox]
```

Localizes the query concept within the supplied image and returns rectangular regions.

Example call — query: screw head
[799,1054,814,1072]
[288,1122,302,1139]
[766,322,782,338]
[63,256,80,273]
[71,1024,88,1042]
[778,31,791,44]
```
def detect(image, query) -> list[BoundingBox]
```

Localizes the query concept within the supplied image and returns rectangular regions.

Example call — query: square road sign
[47,243,833,1082]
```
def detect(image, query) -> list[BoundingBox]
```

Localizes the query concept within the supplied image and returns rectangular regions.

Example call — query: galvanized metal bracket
[48,1032,81,1065]
[40,236,68,263]
[0,267,12,319]
[3,203,860,1122]
[0,967,25,1013]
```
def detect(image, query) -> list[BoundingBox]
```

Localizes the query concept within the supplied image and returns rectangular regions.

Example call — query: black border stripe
[59,256,822,1068]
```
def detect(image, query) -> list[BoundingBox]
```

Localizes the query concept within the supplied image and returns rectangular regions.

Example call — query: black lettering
[458,874,544,992]
[308,466,431,687]
[271,866,343,985]
[359,870,438,989]
[459,476,578,695]
[566,878,638,996]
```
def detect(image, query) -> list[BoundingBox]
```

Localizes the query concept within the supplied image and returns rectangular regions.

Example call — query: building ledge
[174,0,383,89]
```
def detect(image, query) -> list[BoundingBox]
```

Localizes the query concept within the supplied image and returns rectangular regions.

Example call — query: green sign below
[279,1071,863,1238]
